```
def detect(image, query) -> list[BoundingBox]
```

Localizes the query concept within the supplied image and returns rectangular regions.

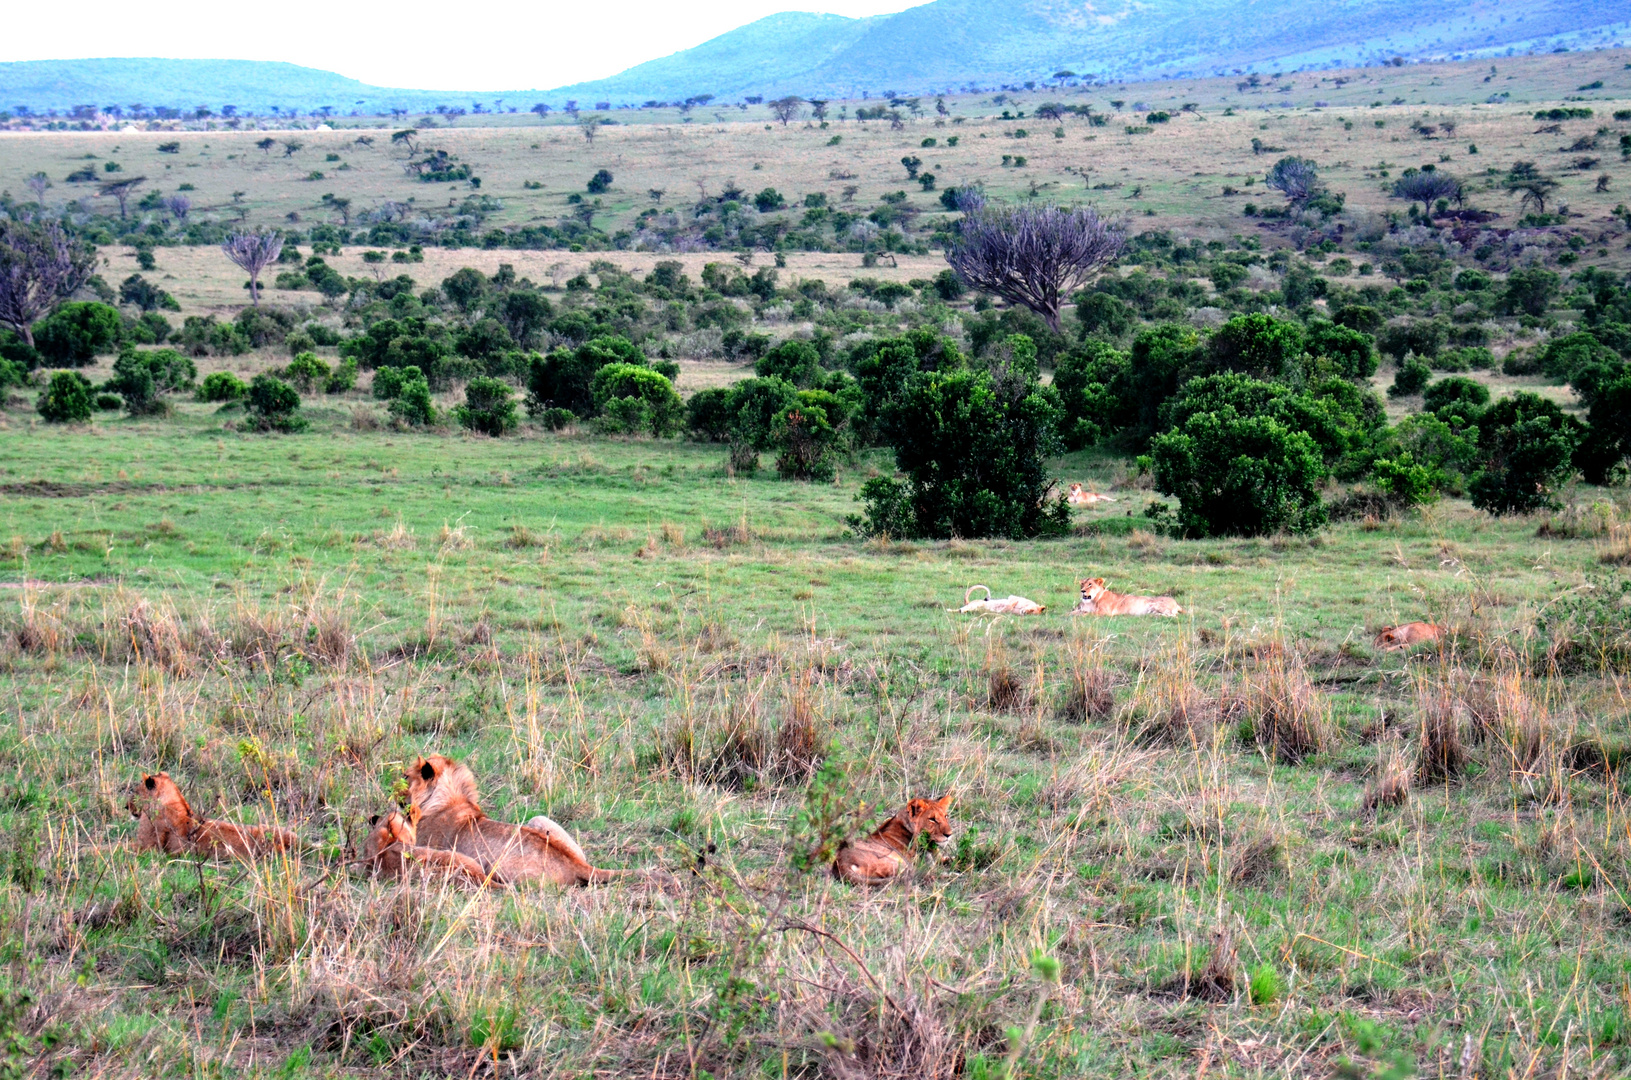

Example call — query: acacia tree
[946,193,1125,332]
[1265,156,1320,206]
[769,96,803,126]
[579,117,600,145]
[163,195,191,221]
[0,220,96,346]
[808,99,828,122]
[98,176,146,219]
[1505,161,1559,214]
[25,173,50,203]
[221,230,284,308]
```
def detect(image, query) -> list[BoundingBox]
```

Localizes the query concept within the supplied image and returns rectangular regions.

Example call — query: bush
[1372,451,1444,507]
[774,400,840,481]
[1304,320,1377,380]
[852,335,1069,540]
[1421,376,1489,415]
[586,169,613,194]
[454,376,519,436]
[388,369,437,427]
[284,352,331,393]
[686,386,736,442]
[373,365,407,400]
[108,346,196,414]
[1151,409,1327,537]
[535,406,575,431]
[1206,313,1305,381]
[1075,292,1134,338]
[590,363,682,437]
[755,339,824,387]
[36,371,94,423]
[246,374,306,432]
[1576,373,1631,483]
[1437,345,1494,371]
[32,302,122,366]
[196,371,248,403]
[528,335,645,417]
[1496,267,1560,318]
[1378,320,1447,361]
[325,357,358,394]
[1388,358,1432,398]
[1469,392,1583,515]
[1053,339,1131,450]
[94,392,123,410]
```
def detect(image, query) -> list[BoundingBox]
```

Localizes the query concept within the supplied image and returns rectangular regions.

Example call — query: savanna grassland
[4,46,1631,1080]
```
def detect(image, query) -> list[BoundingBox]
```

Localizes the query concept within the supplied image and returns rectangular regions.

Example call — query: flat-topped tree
[97,176,146,219]
[769,96,803,126]
[1265,156,1320,206]
[0,219,96,347]
[946,193,1125,332]
[221,230,284,308]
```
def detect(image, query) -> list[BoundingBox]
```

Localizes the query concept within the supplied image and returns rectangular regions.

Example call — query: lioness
[1374,622,1443,650]
[360,810,501,888]
[833,796,954,886]
[405,755,672,889]
[1070,577,1182,617]
[127,773,298,860]
[952,585,1045,616]
[1067,484,1117,506]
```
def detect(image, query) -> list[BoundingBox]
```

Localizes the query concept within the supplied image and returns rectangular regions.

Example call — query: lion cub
[1374,622,1443,650]
[1070,577,1182,618]
[127,773,297,860]
[833,796,954,886]
[360,810,501,888]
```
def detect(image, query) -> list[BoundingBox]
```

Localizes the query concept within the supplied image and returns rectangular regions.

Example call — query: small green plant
[246,374,307,433]
[787,756,867,873]
[1248,964,1283,1006]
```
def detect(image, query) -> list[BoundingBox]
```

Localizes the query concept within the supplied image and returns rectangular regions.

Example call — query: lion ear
[144,775,156,790]
[934,795,953,810]
[907,798,926,814]
[369,814,379,826]
[420,761,436,782]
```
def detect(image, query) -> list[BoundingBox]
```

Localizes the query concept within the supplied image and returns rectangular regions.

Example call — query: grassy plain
[1,47,1631,1080]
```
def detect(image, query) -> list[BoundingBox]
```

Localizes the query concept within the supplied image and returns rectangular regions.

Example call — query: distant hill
[0,58,536,115]
[551,0,1629,103]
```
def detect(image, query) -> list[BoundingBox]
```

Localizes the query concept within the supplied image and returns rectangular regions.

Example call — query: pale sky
[2,0,929,91]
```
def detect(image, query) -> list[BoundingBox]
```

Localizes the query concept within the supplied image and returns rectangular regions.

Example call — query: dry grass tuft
[774,669,824,780]
[1055,634,1115,722]
[1241,644,1329,762]
[1414,677,1467,784]
[1134,635,1211,746]
[121,596,193,676]
[1362,739,1413,813]
[376,515,417,550]
[437,518,475,552]
[1229,835,1288,887]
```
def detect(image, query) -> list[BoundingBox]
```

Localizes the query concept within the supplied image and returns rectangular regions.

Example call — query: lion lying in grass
[1374,622,1443,650]
[127,773,297,860]
[360,809,501,888]
[406,754,674,890]
[1066,483,1117,506]
[952,585,1045,615]
[833,796,954,886]
[1069,577,1182,617]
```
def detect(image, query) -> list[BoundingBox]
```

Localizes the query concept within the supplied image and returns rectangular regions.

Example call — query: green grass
[1,407,1630,1077]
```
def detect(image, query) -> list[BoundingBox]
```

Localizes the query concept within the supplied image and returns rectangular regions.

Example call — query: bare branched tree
[0,219,96,346]
[25,172,51,203]
[769,96,803,126]
[580,117,600,145]
[163,195,192,221]
[221,230,284,308]
[1264,156,1320,206]
[97,176,146,219]
[946,194,1125,331]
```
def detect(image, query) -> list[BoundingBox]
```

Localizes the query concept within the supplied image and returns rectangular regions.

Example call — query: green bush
[1075,291,1135,338]
[528,335,645,417]
[686,386,736,442]
[535,406,575,431]
[1388,358,1432,398]
[246,374,306,432]
[32,302,122,366]
[325,357,357,394]
[1495,267,1560,318]
[1206,312,1305,381]
[1469,392,1583,515]
[94,392,123,411]
[454,376,519,436]
[1576,373,1631,483]
[284,352,331,393]
[853,335,1069,540]
[36,371,94,423]
[388,369,437,427]
[1437,345,1494,371]
[372,365,408,400]
[590,363,682,437]
[1421,376,1489,415]
[774,391,846,481]
[1372,451,1444,507]
[1052,339,1131,450]
[1304,320,1377,380]
[755,339,824,387]
[196,371,248,403]
[1151,409,1327,537]
[108,346,196,414]
[852,330,965,440]
[1377,320,1447,361]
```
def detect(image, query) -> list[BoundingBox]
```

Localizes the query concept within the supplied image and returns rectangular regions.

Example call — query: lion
[1374,622,1443,650]
[1070,577,1182,618]
[127,772,298,860]
[833,796,954,886]
[359,809,502,888]
[405,755,673,890]
[1067,483,1117,507]
[952,585,1045,615]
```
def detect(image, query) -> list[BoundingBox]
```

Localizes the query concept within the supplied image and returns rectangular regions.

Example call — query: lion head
[1079,578,1108,602]
[904,795,954,848]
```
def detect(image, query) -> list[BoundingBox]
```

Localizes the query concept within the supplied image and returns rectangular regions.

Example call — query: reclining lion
[952,585,1045,616]
[833,796,954,886]
[405,755,673,890]
[1374,622,1443,650]
[1069,577,1182,618]
[1067,483,1117,506]
[127,773,298,860]
[360,809,502,888]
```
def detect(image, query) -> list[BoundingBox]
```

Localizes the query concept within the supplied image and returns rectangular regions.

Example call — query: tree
[1152,409,1327,537]
[36,371,94,424]
[0,219,95,347]
[34,302,122,366]
[1391,170,1463,210]
[163,195,191,221]
[579,117,600,145]
[390,129,419,155]
[528,335,646,417]
[24,173,50,203]
[1469,392,1583,515]
[256,137,276,155]
[587,169,613,194]
[454,376,519,436]
[107,345,196,414]
[1504,161,1558,215]
[945,195,1125,332]
[246,373,307,432]
[221,231,284,308]
[1495,267,1560,319]
[591,363,682,437]
[769,96,803,126]
[1264,156,1320,206]
[97,175,146,219]
[809,99,829,122]
[282,140,303,158]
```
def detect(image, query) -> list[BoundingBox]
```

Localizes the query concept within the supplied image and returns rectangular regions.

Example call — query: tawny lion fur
[127,773,297,860]
[833,796,954,886]
[360,809,502,888]
[405,755,673,889]
[952,585,1045,615]
[1067,483,1117,506]
[1070,577,1182,617]
[1374,622,1444,650]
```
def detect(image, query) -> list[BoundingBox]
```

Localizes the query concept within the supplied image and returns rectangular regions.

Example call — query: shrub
[196,371,248,403]
[1421,376,1489,415]
[753,188,786,212]
[1075,291,1135,338]
[1437,345,1494,372]
[373,365,408,400]
[755,339,824,387]
[1206,313,1305,380]
[32,302,122,366]
[773,400,840,481]
[1388,358,1432,398]
[686,386,736,442]
[1304,320,1377,380]
[108,346,196,414]
[535,406,575,431]
[590,363,682,437]
[1496,267,1560,318]
[284,351,331,393]
[528,335,645,417]
[1576,373,1631,483]
[1469,392,1583,514]
[388,369,437,427]
[1372,451,1444,507]
[454,376,519,436]
[719,377,799,470]
[1053,339,1131,449]
[1540,331,1618,385]
[36,371,94,423]
[1378,320,1447,361]
[1151,407,1327,537]
[586,168,613,194]
[246,374,306,432]
[853,335,1069,540]
[325,357,358,394]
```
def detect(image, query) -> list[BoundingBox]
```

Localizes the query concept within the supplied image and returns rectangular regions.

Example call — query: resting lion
[127,772,298,860]
[405,755,673,889]
[952,585,1045,616]
[360,809,501,888]
[1067,483,1117,506]
[1374,622,1443,650]
[833,796,954,886]
[1070,577,1182,618]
